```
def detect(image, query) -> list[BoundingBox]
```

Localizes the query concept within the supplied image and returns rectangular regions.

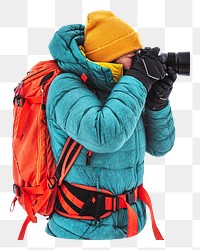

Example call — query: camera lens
[177,52,190,75]
[140,48,190,76]
[160,52,190,76]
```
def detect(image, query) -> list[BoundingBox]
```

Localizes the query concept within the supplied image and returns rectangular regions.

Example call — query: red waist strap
[138,185,164,240]
[105,184,163,240]
[56,182,164,240]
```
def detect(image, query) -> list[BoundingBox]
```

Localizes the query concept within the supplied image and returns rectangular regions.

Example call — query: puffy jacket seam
[67,113,137,149]
[166,116,175,147]
[147,132,174,144]
[146,117,175,156]
[47,110,137,150]
[51,216,90,239]
[46,223,57,237]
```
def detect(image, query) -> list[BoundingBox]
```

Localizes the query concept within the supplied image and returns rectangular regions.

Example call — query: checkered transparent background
[0,0,199,249]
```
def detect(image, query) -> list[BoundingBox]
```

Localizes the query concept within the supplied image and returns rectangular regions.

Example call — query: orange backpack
[12,60,163,241]
[12,60,84,240]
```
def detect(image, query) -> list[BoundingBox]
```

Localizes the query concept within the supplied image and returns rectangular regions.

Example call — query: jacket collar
[79,45,123,90]
[49,24,123,93]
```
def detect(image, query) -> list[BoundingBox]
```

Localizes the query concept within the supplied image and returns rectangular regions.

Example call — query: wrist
[146,98,168,111]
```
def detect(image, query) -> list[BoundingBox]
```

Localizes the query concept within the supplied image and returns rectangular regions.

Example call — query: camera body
[139,47,190,76]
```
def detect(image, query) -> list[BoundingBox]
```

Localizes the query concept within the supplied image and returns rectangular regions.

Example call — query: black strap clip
[13,184,21,196]
[47,176,58,189]
[125,189,136,205]
[13,95,25,107]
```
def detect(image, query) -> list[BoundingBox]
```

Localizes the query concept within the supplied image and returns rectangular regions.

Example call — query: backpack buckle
[13,95,25,107]
[125,189,137,205]
[47,176,58,189]
[94,194,119,218]
[13,184,21,196]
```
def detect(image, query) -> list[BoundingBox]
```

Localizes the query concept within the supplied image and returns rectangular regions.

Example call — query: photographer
[46,10,176,239]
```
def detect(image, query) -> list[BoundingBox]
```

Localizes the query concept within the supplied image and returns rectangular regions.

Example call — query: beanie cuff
[85,31,142,62]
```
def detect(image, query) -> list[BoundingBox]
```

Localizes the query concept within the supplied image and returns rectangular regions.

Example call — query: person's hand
[125,47,166,92]
[146,67,177,110]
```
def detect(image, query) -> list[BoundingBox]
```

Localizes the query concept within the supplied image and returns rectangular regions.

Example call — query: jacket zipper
[135,126,140,186]
[96,168,101,192]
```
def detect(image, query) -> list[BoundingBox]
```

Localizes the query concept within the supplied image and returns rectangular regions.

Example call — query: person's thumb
[149,47,160,57]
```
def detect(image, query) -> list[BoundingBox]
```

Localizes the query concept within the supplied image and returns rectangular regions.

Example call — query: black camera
[139,47,190,76]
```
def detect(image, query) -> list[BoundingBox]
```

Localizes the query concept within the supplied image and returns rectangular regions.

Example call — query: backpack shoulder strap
[54,137,83,186]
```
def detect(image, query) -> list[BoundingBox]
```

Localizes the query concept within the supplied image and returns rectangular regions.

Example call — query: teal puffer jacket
[45,24,175,239]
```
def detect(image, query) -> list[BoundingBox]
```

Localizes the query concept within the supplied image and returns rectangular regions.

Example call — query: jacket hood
[49,24,120,92]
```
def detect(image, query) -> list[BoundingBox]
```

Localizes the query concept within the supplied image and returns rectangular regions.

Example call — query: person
[45,10,176,240]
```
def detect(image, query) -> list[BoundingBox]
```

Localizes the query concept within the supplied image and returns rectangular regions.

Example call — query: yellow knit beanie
[84,10,142,62]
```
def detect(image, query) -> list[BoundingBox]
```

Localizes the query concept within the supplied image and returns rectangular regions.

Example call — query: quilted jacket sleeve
[46,73,147,153]
[143,103,175,156]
